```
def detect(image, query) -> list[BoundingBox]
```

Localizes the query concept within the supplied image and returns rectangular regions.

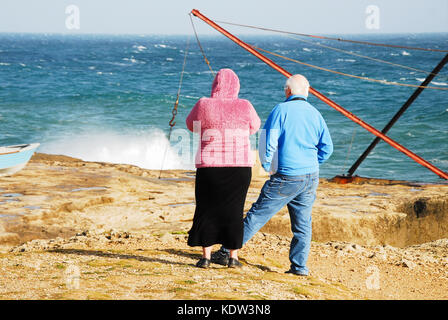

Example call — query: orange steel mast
[190,9,448,180]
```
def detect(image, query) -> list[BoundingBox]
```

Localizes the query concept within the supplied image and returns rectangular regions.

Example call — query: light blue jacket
[259,94,333,176]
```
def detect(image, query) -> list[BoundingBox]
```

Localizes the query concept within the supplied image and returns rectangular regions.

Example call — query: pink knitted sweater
[186,69,261,168]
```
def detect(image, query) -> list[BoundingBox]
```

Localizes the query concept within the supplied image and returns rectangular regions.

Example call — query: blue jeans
[224,171,319,275]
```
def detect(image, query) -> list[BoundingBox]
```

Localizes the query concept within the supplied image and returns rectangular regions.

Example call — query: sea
[0,32,447,182]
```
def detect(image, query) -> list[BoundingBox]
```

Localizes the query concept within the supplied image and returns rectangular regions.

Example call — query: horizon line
[1,31,447,37]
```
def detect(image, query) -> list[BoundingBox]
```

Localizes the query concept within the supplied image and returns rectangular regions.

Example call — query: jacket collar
[285,94,308,102]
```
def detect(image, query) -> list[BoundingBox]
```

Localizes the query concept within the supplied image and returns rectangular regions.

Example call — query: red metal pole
[190,9,448,180]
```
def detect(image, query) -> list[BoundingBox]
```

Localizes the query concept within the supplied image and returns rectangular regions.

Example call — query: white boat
[0,143,40,177]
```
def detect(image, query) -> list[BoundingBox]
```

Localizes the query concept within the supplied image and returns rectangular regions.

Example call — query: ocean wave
[96,71,113,75]
[236,62,253,68]
[40,129,194,170]
[154,44,177,50]
[180,95,200,99]
[430,159,448,165]
[401,51,411,56]
[0,62,10,66]
[132,45,147,52]
[416,78,448,86]
[336,58,356,62]
[302,48,312,52]
[122,57,146,64]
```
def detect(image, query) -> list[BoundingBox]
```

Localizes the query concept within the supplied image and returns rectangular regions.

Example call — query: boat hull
[0,143,40,177]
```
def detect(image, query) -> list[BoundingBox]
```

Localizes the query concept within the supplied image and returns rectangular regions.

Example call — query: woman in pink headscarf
[186,68,261,268]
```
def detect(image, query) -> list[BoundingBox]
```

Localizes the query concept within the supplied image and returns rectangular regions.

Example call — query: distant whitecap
[432,81,448,86]
[133,45,147,52]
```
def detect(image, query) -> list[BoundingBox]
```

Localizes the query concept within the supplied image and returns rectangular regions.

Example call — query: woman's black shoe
[227,258,242,268]
[211,249,230,266]
[196,258,211,268]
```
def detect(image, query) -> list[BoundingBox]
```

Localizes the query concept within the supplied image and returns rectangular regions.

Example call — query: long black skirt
[187,167,252,250]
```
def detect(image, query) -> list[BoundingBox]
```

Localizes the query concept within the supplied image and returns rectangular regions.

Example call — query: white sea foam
[123,57,137,63]
[0,62,10,66]
[133,45,147,52]
[336,58,356,62]
[154,44,176,49]
[180,95,201,99]
[302,48,312,52]
[166,58,174,62]
[401,51,411,56]
[415,78,447,86]
[40,129,194,170]
[122,57,145,64]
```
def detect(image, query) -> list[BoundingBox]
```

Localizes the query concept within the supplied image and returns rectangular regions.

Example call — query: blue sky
[0,0,447,35]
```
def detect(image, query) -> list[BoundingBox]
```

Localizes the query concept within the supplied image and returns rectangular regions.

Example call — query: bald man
[213,74,333,275]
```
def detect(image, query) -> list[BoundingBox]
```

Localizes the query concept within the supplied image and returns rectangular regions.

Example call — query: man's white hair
[285,74,310,97]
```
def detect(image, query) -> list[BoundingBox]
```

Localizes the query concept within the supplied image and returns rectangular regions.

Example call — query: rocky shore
[0,153,447,299]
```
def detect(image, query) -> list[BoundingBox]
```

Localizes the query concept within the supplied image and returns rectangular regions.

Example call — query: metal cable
[216,20,448,53]
[249,44,448,90]
[190,13,215,77]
